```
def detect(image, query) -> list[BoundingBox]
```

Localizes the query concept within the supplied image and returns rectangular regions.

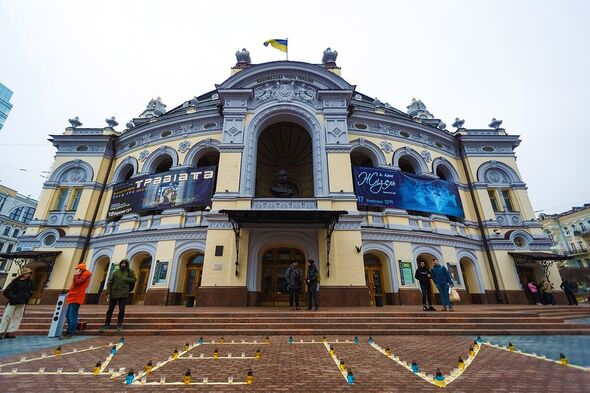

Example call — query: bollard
[411,360,419,373]
[434,369,446,387]
[246,368,254,385]
[329,346,335,356]
[468,346,475,357]
[288,336,294,344]
[458,357,465,370]
[265,336,270,344]
[110,345,117,355]
[368,337,374,344]
[354,336,359,344]
[55,346,62,356]
[339,359,346,371]
[220,337,225,344]
[173,349,179,359]
[198,337,204,344]
[385,347,391,357]
[120,337,125,344]
[508,342,515,352]
[322,336,327,343]
[93,361,102,375]
[145,360,153,374]
[256,349,262,359]
[213,348,219,359]
[184,342,190,351]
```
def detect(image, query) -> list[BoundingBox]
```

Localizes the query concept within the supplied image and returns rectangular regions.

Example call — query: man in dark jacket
[286,261,302,310]
[430,259,454,311]
[0,267,33,339]
[415,261,435,311]
[99,259,136,331]
[306,259,320,311]
[560,279,578,305]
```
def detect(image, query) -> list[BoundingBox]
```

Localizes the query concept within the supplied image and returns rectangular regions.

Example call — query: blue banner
[353,166,464,217]
[107,166,216,220]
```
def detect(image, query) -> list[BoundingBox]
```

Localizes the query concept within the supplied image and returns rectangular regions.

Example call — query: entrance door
[30,267,49,304]
[260,248,305,306]
[134,258,151,304]
[364,265,384,307]
[183,265,203,302]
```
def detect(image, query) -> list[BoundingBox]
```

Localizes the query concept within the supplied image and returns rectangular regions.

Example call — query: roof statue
[373,97,383,108]
[105,116,119,128]
[126,120,135,129]
[140,96,167,118]
[452,117,465,129]
[189,96,199,106]
[235,48,251,65]
[68,116,82,128]
[322,48,338,66]
[406,98,433,120]
[489,118,503,130]
[438,121,447,130]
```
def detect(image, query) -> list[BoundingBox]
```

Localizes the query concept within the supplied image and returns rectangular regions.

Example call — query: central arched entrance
[181,253,204,305]
[363,254,385,306]
[131,253,152,304]
[260,247,305,306]
[255,122,313,198]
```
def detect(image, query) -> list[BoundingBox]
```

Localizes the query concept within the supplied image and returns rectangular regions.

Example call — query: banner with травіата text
[352,166,464,218]
[107,166,216,220]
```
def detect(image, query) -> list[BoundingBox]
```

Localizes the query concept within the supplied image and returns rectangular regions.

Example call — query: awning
[219,209,348,227]
[508,252,569,261]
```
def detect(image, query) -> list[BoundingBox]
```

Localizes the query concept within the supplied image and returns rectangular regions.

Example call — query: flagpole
[286,37,288,61]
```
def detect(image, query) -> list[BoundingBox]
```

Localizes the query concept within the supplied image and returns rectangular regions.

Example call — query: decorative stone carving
[321,48,338,65]
[325,119,348,144]
[452,118,465,128]
[407,98,433,119]
[105,116,119,128]
[379,140,393,153]
[489,118,503,130]
[139,149,150,162]
[421,150,432,163]
[140,97,167,118]
[254,80,317,106]
[252,200,317,210]
[68,116,82,128]
[485,169,507,184]
[235,48,251,64]
[178,140,191,153]
[222,118,244,144]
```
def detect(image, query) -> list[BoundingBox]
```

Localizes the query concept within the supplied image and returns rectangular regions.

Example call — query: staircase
[9,305,590,336]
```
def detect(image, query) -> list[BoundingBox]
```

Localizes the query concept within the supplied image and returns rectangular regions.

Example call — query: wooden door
[30,267,49,304]
[260,248,304,306]
[183,265,203,302]
[134,267,150,304]
[364,265,384,306]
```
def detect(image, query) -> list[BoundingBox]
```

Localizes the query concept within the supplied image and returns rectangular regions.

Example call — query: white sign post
[48,294,67,338]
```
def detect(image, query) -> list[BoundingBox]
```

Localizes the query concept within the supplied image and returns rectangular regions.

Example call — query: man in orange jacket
[62,262,92,339]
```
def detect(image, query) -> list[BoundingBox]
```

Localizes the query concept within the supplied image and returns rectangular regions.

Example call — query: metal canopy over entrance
[0,251,62,302]
[219,209,347,278]
[509,251,569,280]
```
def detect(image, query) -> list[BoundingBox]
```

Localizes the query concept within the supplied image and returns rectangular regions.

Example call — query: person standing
[286,261,302,310]
[431,259,454,311]
[306,259,320,311]
[62,263,92,339]
[541,280,557,305]
[100,259,136,331]
[0,268,33,339]
[560,279,578,306]
[528,281,541,305]
[414,261,435,311]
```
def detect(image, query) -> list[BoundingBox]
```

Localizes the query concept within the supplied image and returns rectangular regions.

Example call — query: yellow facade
[7,56,564,307]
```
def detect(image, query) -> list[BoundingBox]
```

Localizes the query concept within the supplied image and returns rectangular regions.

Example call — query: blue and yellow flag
[263,39,288,53]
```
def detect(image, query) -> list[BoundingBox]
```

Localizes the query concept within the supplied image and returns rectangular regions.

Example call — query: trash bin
[185,296,195,307]
[375,295,384,307]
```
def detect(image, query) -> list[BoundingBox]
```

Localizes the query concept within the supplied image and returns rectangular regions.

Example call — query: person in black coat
[306,259,320,311]
[415,261,435,311]
[560,279,578,305]
[1,267,33,339]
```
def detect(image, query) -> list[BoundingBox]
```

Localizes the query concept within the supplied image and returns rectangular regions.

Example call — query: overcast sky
[0,0,588,214]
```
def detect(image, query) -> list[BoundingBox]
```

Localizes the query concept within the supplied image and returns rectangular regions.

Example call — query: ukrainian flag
[263,39,288,53]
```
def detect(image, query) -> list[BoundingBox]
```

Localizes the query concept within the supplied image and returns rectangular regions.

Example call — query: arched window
[154,155,173,174]
[350,150,375,168]
[8,207,23,221]
[398,156,416,174]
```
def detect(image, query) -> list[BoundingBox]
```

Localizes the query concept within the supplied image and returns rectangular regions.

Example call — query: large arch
[362,242,398,294]
[349,138,387,168]
[240,102,329,197]
[49,159,94,183]
[169,239,207,292]
[456,249,485,294]
[477,160,522,185]
[432,157,460,182]
[246,229,319,292]
[182,138,221,167]
[112,156,138,183]
[392,147,429,174]
[141,146,179,174]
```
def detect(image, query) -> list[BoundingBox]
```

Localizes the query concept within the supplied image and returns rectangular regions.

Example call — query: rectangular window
[0,242,4,251]
[571,243,577,252]
[54,188,69,210]
[12,229,19,238]
[6,244,13,253]
[2,226,10,236]
[501,190,515,212]
[0,194,6,211]
[564,227,570,235]
[0,259,10,270]
[69,188,82,211]
[488,190,500,212]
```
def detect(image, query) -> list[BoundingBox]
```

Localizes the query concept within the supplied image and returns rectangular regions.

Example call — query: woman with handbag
[99,259,136,331]
[431,259,455,311]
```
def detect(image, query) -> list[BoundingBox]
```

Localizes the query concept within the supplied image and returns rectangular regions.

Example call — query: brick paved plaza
[1,334,589,392]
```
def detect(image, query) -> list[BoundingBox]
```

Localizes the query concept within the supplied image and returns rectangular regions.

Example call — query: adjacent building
[539,204,590,291]
[0,184,37,288]
[0,82,14,131]
[0,49,568,307]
